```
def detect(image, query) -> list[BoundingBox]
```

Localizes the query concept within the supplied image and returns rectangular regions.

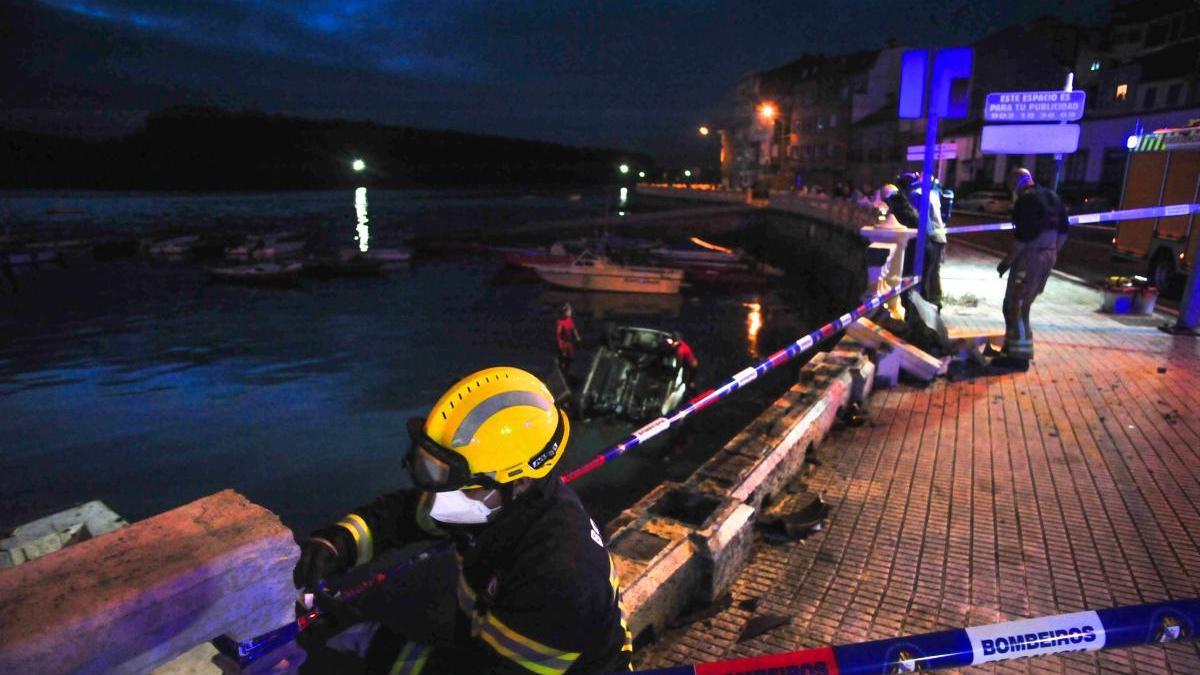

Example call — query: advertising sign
[984,91,1086,122]
[980,123,1080,154]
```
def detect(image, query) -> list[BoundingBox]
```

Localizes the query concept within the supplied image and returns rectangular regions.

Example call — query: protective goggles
[405,413,566,492]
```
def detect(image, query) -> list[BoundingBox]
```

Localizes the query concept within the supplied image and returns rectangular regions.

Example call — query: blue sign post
[898,47,973,293]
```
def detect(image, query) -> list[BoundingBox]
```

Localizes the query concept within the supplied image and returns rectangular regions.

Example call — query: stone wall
[608,347,876,641]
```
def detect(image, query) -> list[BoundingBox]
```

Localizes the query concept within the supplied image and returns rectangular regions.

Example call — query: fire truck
[1113,122,1200,294]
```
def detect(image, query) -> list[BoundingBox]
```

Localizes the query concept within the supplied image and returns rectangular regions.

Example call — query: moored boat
[208,261,304,286]
[361,247,412,266]
[226,232,307,261]
[649,236,744,268]
[147,235,201,257]
[306,250,387,278]
[530,251,683,294]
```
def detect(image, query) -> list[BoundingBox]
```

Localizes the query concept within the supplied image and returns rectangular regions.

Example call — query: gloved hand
[997,261,1010,277]
[294,537,343,591]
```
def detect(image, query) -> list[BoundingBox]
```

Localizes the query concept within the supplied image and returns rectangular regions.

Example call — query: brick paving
[634,245,1200,673]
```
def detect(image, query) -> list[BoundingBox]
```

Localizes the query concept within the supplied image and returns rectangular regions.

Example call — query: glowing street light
[698,125,710,136]
[683,169,692,177]
[758,103,776,120]
[619,164,630,174]
[352,158,366,172]
[638,171,646,178]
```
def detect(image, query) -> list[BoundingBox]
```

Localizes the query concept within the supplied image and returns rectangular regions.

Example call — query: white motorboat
[147,235,201,257]
[362,247,412,265]
[530,251,683,294]
[208,261,304,286]
[227,232,307,260]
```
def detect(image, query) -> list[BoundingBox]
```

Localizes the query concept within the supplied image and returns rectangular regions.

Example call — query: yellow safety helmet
[406,366,569,490]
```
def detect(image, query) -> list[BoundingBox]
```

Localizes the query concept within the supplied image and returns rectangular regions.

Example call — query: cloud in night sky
[6,0,1109,163]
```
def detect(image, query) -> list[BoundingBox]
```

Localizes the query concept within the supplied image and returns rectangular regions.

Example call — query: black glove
[294,536,345,591]
[997,261,1010,277]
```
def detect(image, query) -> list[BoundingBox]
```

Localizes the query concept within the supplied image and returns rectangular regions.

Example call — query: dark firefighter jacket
[1012,185,1068,243]
[323,479,633,674]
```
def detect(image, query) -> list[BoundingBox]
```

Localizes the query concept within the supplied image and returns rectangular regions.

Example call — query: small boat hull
[532,264,683,294]
[208,262,304,287]
[147,235,201,257]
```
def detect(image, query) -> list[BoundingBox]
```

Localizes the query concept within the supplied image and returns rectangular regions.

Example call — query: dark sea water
[0,188,835,535]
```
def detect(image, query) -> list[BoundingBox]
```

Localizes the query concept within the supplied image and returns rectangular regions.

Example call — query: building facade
[727,1,1200,202]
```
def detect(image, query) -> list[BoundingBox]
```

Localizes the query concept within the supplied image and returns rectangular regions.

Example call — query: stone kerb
[0,490,299,675]
[609,345,870,642]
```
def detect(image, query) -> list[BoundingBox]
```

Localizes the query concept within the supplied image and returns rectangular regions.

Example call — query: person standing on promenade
[555,302,582,380]
[899,171,947,307]
[292,367,633,674]
[996,168,1068,362]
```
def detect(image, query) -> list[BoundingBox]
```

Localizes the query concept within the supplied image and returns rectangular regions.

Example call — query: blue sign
[898,50,929,119]
[899,48,974,119]
[933,47,973,118]
[985,90,1087,122]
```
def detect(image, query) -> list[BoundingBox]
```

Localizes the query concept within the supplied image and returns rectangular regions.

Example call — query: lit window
[1115,84,1128,101]
[1090,59,1101,71]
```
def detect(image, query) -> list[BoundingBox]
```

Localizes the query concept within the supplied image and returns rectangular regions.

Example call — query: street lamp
[758,103,776,120]
[619,164,630,174]
[683,169,692,177]
[352,158,366,172]
[698,125,710,136]
[638,171,646,179]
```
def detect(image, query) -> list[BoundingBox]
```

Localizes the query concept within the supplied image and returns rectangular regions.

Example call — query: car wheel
[1149,250,1181,298]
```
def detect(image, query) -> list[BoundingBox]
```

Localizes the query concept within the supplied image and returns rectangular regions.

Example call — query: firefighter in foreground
[996,168,1068,361]
[293,366,633,673]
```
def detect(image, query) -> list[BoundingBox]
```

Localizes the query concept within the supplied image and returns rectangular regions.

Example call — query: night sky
[5,0,1109,164]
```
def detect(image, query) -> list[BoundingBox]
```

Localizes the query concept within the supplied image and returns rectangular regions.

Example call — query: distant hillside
[0,107,655,190]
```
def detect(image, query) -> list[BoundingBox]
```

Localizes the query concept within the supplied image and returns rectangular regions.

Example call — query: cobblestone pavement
[634,245,1200,673]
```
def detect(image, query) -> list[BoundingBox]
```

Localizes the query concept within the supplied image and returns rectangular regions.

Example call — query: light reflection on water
[355,187,369,252]
[0,190,827,535]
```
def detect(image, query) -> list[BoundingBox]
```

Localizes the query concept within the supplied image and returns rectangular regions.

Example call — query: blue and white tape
[942,202,1200,235]
[636,598,1200,674]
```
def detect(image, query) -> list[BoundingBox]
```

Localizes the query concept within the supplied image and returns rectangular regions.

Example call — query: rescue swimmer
[995,168,1069,362]
[293,366,633,673]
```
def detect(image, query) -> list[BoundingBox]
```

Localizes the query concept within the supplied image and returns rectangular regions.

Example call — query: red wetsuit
[556,316,578,359]
[675,340,698,369]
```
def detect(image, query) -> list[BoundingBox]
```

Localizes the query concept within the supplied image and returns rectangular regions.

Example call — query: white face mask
[429,489,500,524]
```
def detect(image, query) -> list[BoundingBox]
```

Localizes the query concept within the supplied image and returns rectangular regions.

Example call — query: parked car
[955,190,1012,215]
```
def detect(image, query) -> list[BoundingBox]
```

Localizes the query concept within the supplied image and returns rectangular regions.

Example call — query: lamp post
[757,102,783,185]
[352,159,366,172]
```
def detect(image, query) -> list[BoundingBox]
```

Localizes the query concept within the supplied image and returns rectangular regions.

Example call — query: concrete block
[872,344,902,388]
[689,501,756,604]
[947,328,1005,364]
[1,500,129,569]
[0,490,299,675]
[846,318,941,382]
[608,500,700,643]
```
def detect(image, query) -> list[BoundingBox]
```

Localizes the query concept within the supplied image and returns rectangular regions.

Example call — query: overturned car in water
[579,326,689,421]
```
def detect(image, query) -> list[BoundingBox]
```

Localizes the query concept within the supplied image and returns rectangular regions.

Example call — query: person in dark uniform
[293,367,632,674]
[996,168,1068,361]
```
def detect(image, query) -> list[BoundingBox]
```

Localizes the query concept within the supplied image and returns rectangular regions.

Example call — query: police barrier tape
[635,597,1200,674]
[561,276,921,484]
[225,279,923,666]
[942,202,1200,235]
